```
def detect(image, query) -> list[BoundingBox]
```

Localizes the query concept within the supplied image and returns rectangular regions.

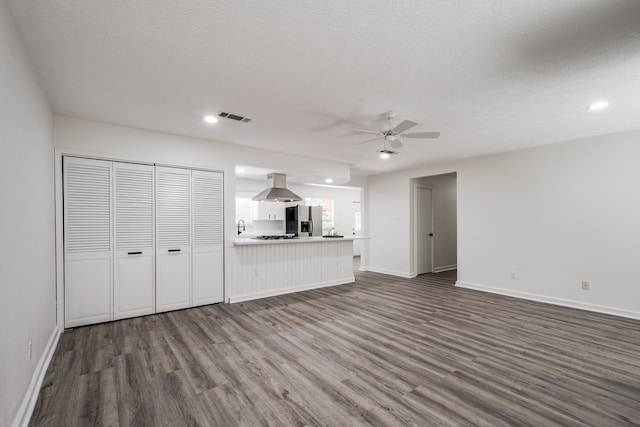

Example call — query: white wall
[366,129,640,316]
[0,2,56,426]
[53,116,354,308]
[415,172,457,271]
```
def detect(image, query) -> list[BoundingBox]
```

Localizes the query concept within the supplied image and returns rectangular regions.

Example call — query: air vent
[218,111,252,123]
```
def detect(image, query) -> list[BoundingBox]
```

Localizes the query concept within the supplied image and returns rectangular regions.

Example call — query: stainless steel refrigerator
[286,205,322,237]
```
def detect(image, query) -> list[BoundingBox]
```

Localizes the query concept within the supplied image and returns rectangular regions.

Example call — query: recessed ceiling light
[236,167,245,173]
[325,178,333,183]
[588,101,608,111]
[204,115,219,124]
[380,152,390,160]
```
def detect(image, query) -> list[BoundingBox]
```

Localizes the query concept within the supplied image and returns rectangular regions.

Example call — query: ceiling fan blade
[388,139,403,149]
[403,131,440,139]
[353,128,383,136]
[356,136,383,145]
[391,120,418,134]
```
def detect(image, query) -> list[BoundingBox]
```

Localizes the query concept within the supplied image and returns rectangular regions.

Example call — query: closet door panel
[67,255,111,325]
[192,170,224,305]
[193,250,223,305]
[155,166,192,312]
[113,162,155,320]
[64,157,112,327]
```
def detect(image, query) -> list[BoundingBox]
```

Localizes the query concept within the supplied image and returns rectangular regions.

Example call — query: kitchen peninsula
[230,236,362,302]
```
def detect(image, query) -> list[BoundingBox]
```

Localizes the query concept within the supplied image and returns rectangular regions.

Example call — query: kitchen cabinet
[252,201,285,220]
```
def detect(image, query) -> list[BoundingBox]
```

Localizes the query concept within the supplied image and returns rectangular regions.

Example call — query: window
[305,198,334,235]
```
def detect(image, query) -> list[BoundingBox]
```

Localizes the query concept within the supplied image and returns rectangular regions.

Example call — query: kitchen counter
[229,236,367,303]
[233,236,366,246]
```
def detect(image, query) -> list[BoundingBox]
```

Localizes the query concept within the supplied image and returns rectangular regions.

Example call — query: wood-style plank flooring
[30,267,640,426]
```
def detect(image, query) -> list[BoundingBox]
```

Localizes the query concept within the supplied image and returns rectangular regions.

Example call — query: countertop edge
[233,236,370,246]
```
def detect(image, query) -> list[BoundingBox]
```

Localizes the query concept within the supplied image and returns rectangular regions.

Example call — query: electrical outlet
[28,341,32,361]
[510,271,517,280]
[581,281,590,290]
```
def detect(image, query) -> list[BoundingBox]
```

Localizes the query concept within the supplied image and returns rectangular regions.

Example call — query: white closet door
[64,157,112,327]
[113,162,155,320]
[155,166,192,312]
[192,170,224,306]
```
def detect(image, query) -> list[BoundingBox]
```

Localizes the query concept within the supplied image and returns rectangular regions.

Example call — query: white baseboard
[13,326,61,427]
[455,281,640,321]
[228,276,355,303]
[433,264,457,273]
[364,267,416,278]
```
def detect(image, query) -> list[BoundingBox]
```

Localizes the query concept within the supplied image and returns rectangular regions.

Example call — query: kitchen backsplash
[239,219,285,236]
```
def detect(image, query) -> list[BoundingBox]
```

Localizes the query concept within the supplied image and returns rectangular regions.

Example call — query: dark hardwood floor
[30,267,640,426]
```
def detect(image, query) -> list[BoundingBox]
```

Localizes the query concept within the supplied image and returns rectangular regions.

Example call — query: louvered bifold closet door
[63,157,112,327]
[192,170,224,306]
[155,166,192,312]
[113,162,155,319]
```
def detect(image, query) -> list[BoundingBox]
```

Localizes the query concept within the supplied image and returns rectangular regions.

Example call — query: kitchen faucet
[237,219,245,235]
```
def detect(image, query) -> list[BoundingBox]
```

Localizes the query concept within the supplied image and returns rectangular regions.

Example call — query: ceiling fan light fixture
[588,101,608,111]
[379,149,397,160]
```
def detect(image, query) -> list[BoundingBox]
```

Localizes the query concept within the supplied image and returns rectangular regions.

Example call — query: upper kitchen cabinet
[252,201,285,221]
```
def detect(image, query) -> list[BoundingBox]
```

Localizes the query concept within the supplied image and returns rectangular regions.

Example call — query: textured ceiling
[6,0,640,178]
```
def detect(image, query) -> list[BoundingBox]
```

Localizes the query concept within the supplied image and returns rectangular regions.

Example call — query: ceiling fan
[355,111,440,152]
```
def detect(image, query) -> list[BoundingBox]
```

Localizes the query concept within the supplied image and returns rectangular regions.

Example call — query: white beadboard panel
[230,240,354,302]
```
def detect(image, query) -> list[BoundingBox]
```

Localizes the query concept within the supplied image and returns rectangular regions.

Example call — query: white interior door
[192,170,224,306]
[64,157,112,327]
[416,187,433,275]
[113,162,155,320]
[155,166,192,312]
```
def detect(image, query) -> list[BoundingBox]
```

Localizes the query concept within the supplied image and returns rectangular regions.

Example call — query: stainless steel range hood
[252,173,302,202]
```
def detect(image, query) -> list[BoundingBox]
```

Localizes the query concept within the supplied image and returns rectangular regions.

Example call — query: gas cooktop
[252,235,299,240]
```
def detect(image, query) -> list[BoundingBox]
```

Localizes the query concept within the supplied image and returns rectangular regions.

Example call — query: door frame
[411,181,434,277]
